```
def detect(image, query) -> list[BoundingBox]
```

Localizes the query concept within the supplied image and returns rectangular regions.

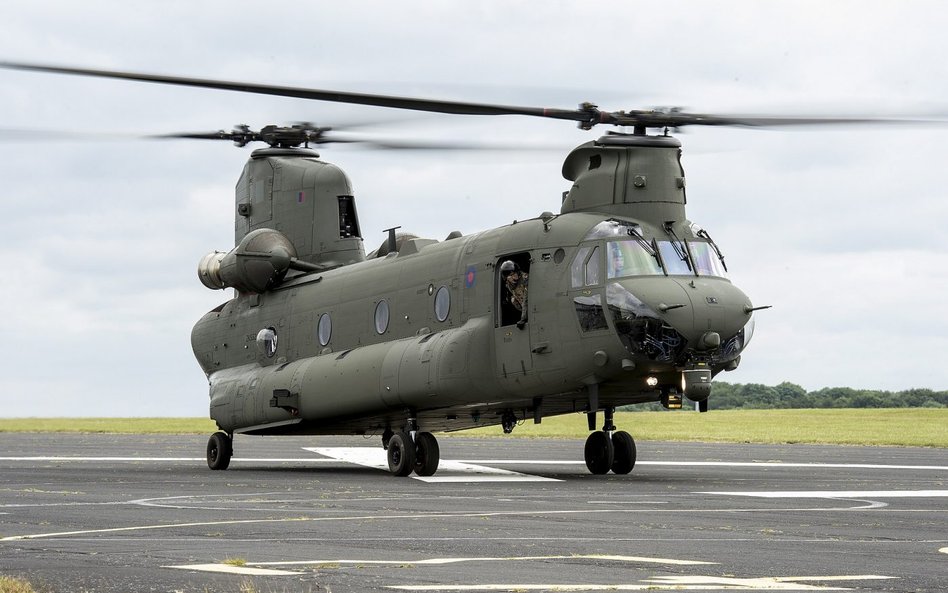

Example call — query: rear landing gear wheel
[610,430,636,474]
[387,431,415,477]
[413,432,441,477]
[207,431,232,471]
[584,430,614,475]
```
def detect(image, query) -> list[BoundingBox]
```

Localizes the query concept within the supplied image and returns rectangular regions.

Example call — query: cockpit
[583,219,729,280]
[571,219,752,370]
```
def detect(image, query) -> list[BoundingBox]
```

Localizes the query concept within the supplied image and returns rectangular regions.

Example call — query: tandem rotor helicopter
[2,61,922,477]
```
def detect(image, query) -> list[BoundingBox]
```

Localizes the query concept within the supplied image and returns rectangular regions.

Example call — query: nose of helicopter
[608,276,752,354]
[672,277,751,346]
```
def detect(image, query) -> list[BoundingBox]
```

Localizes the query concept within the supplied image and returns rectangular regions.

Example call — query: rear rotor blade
[0,127,144,142]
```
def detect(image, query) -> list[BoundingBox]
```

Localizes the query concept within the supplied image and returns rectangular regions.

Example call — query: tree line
[704,382,947,409]
[627,382,948,410]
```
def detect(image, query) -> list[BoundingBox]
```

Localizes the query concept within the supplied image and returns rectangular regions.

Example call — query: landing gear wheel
[584,430,614,475]
[386,431,416,477]
[610,430,636,474]
[413,432,441,477]
[207,431,232,471]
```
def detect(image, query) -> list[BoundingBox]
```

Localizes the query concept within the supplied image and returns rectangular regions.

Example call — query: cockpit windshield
[587,220,728,279]
[689,241,728,278]
[657,241,692,275]
[606,240,662,278]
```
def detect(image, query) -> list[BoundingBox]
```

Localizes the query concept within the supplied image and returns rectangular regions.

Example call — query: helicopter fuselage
[191,210,753,438]
[188,134,757,475]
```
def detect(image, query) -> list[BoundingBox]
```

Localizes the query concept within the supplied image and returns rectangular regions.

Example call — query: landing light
[646,376,659,388]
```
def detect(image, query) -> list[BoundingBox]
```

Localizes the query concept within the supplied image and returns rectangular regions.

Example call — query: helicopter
[3,61,917,477]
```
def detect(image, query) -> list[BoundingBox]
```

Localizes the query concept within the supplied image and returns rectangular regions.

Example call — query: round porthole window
[317,313,332,346]
[434,285,450,322]
[374,299,390,334]
[256,327,278,358]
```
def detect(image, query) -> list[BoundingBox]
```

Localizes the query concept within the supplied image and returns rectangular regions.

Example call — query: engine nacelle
[198,228,296,293]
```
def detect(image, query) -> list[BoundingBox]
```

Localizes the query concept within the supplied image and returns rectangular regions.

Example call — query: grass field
[0,409,945,447]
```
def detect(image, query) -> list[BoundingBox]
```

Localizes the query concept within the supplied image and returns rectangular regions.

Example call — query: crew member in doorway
[500,260,529,329]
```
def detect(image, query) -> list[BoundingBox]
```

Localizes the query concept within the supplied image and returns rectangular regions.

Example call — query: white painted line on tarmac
[385,574,896,591]
[774,576,897,582]
[166,563,303,576]
[306,447,560,482]
[0,456,335,463]
[256,554,716,567]
[0,457,205,461]
[640,461,948,471]
[2,455,945,473]
[0,518,311,541]
[413,476,556,483]
[0,500,906,542]
[702,490,948,498]
[463,460,948,471]
[0,508,631,541]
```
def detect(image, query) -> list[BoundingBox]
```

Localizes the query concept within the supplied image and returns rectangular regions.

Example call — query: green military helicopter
[4,62,906,477]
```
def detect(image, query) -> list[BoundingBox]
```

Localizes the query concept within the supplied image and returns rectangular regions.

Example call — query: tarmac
[0,433,946,592]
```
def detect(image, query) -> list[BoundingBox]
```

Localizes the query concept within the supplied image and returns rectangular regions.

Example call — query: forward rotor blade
[0,61,603,126]
[4,61,945,132]
[638,112,947,128]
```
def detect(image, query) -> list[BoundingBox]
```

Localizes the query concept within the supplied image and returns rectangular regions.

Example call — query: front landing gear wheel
[387,431,416,477]
[584,430,614,475]
[207,431,232,470]
[610,430,636,474]
[413,432,440,477]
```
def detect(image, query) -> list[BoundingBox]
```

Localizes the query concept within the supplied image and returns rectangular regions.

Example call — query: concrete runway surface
[0,433,946,592]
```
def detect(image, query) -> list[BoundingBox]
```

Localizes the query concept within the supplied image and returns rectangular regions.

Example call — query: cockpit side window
[570,246,601,287]
[584,246,601,286]
[574,294,609,332]
[570,246,591,288]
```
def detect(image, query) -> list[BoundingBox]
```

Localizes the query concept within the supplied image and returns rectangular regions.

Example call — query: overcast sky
[2,1,947,417]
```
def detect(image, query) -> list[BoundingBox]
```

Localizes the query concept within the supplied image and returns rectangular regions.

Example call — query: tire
[584,431,614,475]
[207,431,232,471]
[386,432,415,477]
[610,430,636,474]
[413,432,441,477]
